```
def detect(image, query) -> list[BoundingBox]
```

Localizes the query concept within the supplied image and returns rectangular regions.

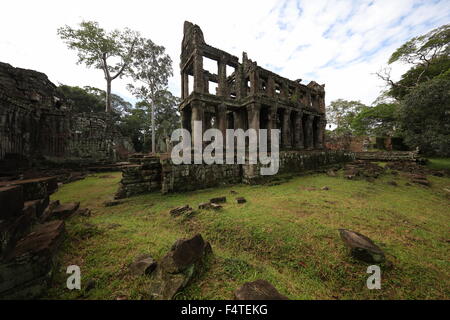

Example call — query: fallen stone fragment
[129,254,157,276]
[51,202,80,220]
[338,229,385,263]
[0,220,65,299]
[321,186,330,191]
[326,169,337,177]
[234,279,289,300]
[104,200,124,207]
[76,208,91,217]
[210,196,226,204]
[236,197,246,204]
[169,205,193,217]
[230,190,238,194]
[210,203,222,210]
[411,179,430,187]
[149,234,212,300]
[198,202,212,210]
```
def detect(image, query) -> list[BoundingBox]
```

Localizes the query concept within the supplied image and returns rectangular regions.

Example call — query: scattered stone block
[210,196,226,204]
[50,202,80,220]
[169,205,193,217]
[326,169,337,177]
[338,229,385,263]
[0,220,65,299]
[411,179,430,187]
[234,279,289,300]
[129,254,157,276]
[321,186,330,190]
[76,208,91,217]
[149,234,212,300]
[210,203,222,210]
[236,197,247,204]
[198,202,212,210]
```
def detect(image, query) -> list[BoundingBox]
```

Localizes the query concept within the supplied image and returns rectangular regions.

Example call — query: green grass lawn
[44,168,450,300]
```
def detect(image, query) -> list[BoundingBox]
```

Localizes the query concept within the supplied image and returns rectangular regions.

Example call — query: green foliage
[326,99,367,135]
[399,78,450,156]
[119,90,180,152]
[351,103,399,136]
[57,85,131,115]
[389,55,450,100]
[388,24,449,65]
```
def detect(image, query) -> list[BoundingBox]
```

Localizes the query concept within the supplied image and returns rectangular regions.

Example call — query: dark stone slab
[338,229,385,263]
[210,197,226,204]
[129,254,157,276]
[234,279,289,300]
[50,202,80,220]
[149,234,212,299]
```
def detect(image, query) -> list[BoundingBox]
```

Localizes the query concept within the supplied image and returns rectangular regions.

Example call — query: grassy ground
[44,166,450,300]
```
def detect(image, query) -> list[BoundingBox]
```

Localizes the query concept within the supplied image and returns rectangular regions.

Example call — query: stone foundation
[117,150,354,197]
[355,151,419,162]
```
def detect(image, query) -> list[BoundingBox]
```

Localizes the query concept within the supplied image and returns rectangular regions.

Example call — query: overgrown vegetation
[327,24,450,156]
[44,169,450,300]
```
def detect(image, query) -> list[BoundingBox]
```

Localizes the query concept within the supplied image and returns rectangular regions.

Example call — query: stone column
[267,106,278,150]
[234,109,245,130]
[193,50,204,93]
[217,59,228,97]
[191,101,204,148]
[267,76,275,97]
[247,103,260,131]
[305,114,314,149]
[182,72,189,99]
[217,103,227,140]
[294,112,304,149]
[282,108,292,149]
[316,117,326,149]
[249,70,259,96]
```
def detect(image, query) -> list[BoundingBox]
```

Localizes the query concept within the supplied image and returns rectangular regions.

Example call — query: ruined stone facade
[0,62,133,173]
[179,21,326,150]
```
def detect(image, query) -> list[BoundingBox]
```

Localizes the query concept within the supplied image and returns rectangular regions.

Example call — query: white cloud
[0,0,448,106]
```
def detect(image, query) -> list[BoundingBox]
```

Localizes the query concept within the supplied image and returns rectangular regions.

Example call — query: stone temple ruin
[115,22,353,198]
[179,21,327,151]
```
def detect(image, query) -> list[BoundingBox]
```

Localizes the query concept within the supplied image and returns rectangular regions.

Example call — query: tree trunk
[151,102,156,154]
[106,80,112,112]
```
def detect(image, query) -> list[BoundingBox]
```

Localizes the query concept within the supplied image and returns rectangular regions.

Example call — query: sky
[1,0,449,106]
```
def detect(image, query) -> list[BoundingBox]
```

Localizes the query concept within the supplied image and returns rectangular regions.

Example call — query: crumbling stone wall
[0,62,133,171]
[116,150,354,197]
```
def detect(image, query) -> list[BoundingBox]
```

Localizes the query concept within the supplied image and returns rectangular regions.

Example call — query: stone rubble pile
[0,176,88,299]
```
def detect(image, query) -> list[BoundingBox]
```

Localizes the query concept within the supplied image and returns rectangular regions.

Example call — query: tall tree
[127,38,173,154]
[57,21,140,112]
[377,24,450,98]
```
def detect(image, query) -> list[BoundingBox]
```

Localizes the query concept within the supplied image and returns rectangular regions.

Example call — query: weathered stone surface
[236,197,247,204]
[210,203,222,210]
[198,202,212,210]
[321,186,330,190]
[0,177,58,201]
[169,205,192,217]
[344,161,384,180]
[76,208,91,217]
[129,254,157,276]
[0,220,65,299]
[50,202,80,220]
[0,62,134,170]
[234,279,289,300]
[149,234,212,300]
[338,229,385,263]
[210,196,226,204]
[24,197,49,218]
[0,185,24,219]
